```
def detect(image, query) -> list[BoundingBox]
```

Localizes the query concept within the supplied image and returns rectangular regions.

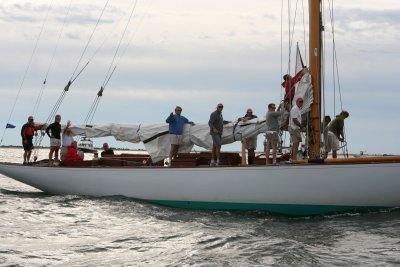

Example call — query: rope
[327,0,348,156]
[69,0,111,82]
[32,0,73,117]
[0,1,53,145]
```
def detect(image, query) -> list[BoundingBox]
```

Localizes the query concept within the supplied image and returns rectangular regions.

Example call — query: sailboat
[1,0,400,217]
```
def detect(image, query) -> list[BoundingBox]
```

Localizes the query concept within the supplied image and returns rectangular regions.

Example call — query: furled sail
[70,118,266,162]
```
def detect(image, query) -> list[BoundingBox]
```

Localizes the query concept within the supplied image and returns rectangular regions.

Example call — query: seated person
[66,141,83,161]
[101,143,114,157]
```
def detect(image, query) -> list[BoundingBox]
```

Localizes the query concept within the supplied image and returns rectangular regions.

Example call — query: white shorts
[50,137,61,147]
[325,131,340,152]
[169,134,183,145]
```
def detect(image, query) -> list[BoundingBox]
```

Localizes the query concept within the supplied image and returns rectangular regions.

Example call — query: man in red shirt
[20,116,44,164]
[282,68,307,108]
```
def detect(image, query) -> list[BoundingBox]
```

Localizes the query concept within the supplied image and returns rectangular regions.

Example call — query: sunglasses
[175,109,182,112]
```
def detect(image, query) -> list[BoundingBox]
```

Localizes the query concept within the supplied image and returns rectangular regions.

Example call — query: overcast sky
[0,0,399,154]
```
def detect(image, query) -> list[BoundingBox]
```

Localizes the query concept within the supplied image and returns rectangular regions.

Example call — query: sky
[0,0,399,154]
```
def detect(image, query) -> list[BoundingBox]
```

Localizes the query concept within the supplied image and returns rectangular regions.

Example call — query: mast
[308,0,322,158]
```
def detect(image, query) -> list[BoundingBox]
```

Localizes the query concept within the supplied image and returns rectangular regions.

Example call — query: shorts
[288,127,302,143]
[50,137,61,147]
[325,131,340,152]
[211,133,222,147]
[169,134,183,145]
[244,136,257,150]
[265,132,279,149]
[22,138,33,151]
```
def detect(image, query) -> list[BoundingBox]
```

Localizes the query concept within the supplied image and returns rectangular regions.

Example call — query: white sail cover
[70,119,266,162]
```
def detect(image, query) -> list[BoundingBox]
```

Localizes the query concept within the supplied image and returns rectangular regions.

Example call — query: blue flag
[6,123,16,129]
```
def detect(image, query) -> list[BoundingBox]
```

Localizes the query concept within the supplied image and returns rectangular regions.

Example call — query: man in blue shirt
[166,106,194,165]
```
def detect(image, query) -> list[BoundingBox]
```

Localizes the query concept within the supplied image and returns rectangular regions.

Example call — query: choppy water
[1,148,400,266]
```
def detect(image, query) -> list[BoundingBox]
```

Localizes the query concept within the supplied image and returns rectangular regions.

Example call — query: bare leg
[169,144,178,160]
[215,146,221,163]
[27,151,32,162]
[49,147,55,161]
[54,147,60,161]
[211,147,217,161]
[272,148,277,164]
[292,142,299,161]
[248,149,255,165]
[332,150,337,158]
[265,144,270,165]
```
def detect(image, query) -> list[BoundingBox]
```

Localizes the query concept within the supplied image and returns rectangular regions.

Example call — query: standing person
[238,108,258,165]
[321,115,331,152]
[265,102,284,165]
[46,114,62,164]
[101,143,114,157]
[165,106,194,164]
[288,97,304,161]
[282,67,307,109]
[208,103,224,166]
[325,111,349,158]
[21,116,44,164]
[61,121,74,161]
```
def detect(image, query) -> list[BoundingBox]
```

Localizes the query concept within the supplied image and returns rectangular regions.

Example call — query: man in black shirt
[46,114,62,163]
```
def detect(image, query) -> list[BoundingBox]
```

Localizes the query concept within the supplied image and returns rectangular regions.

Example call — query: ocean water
[1,148,400,266]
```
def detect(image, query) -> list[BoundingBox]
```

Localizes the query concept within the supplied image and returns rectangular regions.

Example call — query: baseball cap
[247,108,253,113]
[217,103,224,108]
[28,116,34,120]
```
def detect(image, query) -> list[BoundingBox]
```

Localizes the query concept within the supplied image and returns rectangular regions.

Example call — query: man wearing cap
[265,102,284,165]
[165,106,194,165]
[20,116,44,164]
[238,108,258,165]
[208,103,224,166]
[101,143,114,157]
[325,110,349,158]
[288,97,304,161]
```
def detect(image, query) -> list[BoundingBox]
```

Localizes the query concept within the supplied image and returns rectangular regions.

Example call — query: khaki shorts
[325,131,340,152]
[50,137,61,147]
[169,134,183,145]
[244,136,257,150]
[265,132,279,149]
[288,127,302,143]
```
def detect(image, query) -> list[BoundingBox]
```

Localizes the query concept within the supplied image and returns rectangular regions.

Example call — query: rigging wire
[116,0,155,67]
[301,0,308,64]
[0,1,54,145]
[82,0,139,126]
[32,0,74,117]
[327,0,348,157]
[68,0,111,83]
[32,0,111,160]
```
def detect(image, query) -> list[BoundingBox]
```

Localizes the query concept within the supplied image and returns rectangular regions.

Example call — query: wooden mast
[308,0,322,159]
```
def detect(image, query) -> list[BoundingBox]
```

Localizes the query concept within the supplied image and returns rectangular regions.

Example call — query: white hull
[1,162,400,216]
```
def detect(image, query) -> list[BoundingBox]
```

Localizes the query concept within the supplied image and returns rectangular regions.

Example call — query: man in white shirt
[288,97,304,161]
